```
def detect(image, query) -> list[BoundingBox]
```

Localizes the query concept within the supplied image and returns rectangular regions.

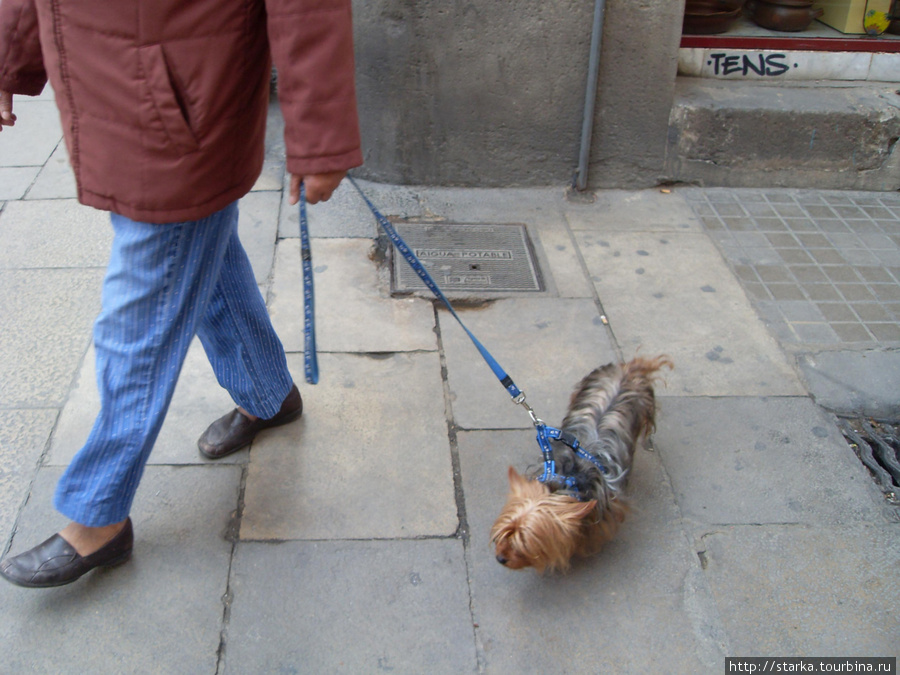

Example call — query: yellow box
[814,0,891,34]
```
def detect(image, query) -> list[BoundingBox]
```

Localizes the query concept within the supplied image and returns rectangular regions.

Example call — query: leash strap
[299,184,319,384]
[347,176,523,401]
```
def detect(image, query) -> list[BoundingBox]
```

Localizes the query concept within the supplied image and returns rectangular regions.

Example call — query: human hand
[0,91,16,131]
[289,171,346,205]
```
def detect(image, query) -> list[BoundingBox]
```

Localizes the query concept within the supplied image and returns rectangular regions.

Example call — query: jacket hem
[79,179,257,225]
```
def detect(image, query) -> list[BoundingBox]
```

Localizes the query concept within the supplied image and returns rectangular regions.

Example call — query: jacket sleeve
[0,0,47,95]
[266,0,363,176]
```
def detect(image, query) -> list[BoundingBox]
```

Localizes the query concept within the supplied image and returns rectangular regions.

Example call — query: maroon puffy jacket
[0,0,362,223]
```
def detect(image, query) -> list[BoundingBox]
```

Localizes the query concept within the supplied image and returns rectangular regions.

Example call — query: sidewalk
[1,93,898,673]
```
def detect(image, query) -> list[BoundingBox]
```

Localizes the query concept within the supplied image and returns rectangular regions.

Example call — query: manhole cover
[390,222,543,295]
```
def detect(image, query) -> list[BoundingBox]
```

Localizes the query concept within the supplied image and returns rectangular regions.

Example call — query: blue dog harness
[535,423,609,497]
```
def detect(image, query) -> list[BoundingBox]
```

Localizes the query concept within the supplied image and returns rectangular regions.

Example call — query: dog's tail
[563,355,671,438]
[622,354,673,387]
[618,354,672,437]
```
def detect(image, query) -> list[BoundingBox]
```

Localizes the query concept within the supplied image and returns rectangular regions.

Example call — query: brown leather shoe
[0,518,133,588]
[198,385,303,459]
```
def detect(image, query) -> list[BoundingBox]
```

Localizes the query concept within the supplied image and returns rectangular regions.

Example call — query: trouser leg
[55,204,245,526]
[196,229,293,420]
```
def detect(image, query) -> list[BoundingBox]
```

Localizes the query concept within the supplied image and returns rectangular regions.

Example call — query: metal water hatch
[390,222,543,295]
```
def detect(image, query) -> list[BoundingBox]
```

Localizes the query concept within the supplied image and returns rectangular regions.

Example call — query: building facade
[353,0,900,191]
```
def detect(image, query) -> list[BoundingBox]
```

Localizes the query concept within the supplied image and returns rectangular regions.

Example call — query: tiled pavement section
[687,188,900,348]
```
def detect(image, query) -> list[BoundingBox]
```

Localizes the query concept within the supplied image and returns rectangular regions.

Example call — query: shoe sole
[0,549,133,589]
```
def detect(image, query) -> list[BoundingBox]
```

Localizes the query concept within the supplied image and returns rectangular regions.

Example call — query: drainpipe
[574,0,607,191]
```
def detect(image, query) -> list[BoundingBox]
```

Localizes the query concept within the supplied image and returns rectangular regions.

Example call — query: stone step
[666,79,900,190]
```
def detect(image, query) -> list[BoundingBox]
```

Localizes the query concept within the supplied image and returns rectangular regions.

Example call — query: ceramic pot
[685,0,746,13]
[683,0,746,34]
[683,8,743,34]
[763,0,816,6]
[751,0,823,31]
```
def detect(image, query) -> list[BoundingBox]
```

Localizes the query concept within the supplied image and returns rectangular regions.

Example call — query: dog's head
[489,466,597,573]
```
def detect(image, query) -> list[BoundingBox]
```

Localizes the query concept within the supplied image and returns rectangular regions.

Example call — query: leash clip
[513,392,543,427]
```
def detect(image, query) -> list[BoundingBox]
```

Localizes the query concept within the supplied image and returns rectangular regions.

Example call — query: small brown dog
[490,356,671,573]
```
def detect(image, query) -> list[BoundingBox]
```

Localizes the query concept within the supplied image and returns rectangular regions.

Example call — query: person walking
[0,0,361,588]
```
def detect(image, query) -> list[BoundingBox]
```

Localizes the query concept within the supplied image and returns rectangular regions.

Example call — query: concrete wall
[352,0,684,189]
[351,0,900,191]
[585,0,685,188]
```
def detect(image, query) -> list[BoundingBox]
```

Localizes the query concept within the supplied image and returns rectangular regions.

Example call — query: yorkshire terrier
[490,355,672,573]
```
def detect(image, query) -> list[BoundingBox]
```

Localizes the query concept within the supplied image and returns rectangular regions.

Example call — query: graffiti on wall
[707,52,796,76]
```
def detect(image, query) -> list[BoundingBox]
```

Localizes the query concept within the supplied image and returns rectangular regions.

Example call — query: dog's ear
[507,466,527,488]
[507,466,533,497]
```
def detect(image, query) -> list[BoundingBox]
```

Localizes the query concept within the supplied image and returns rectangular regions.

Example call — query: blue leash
[346,176,523,400]
[299,183,319,385]
[300,177,607,489]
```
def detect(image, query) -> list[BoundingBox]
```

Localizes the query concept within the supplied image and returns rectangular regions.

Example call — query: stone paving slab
[413,186,563,224]
[241,352,457,540]
[655,397,889,526]
[0,99,62,167]
[563,189,703,232]
[532,218,596,299]
[250,98,286,193]
[0,166,40,201]
[48,340,240,467]
[278,177,417,239]
[236,191,280,284]
[0,464,240,673]
[0,268,103,407]
[0,199,111,270]
[578,230,805,397]
[456,429,727,672]
[268,238,437,353]
[224,539,477,674]
[25,142,77,200]
[798,350,900,420]
[0,409,57,543]
[440,298,618,430]
[697,524,900,657]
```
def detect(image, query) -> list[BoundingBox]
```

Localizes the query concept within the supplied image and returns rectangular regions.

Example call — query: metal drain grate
[839,418,900,504]
[390,222,543,295]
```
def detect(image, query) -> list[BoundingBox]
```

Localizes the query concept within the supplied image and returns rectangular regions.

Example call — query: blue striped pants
[55,202,293,527]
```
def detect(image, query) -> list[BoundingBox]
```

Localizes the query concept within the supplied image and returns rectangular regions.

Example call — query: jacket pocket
[138,44,199,155]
